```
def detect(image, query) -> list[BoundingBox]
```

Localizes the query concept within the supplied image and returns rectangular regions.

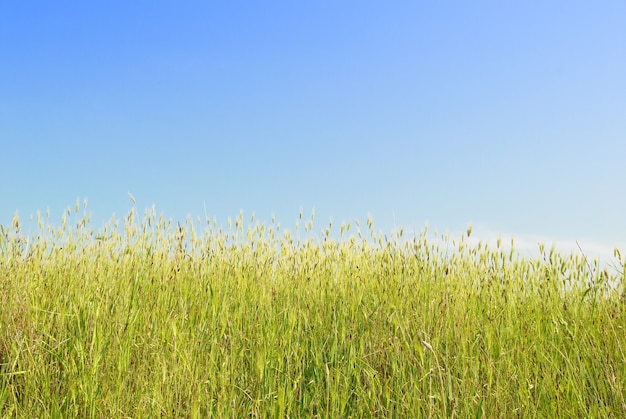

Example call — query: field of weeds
[1,201,625,417]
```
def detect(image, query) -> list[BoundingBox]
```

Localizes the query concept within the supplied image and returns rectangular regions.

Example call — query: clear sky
[1,1,624,259]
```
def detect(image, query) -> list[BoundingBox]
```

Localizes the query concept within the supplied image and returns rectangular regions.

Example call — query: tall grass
[1,202,625,417]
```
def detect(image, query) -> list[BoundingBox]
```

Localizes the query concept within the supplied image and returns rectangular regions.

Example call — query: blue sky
[1,1,625,258]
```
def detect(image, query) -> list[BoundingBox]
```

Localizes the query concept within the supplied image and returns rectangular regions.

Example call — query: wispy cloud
[462,223,624,265]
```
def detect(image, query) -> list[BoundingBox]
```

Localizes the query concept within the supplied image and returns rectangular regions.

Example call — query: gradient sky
[1,1,624,258]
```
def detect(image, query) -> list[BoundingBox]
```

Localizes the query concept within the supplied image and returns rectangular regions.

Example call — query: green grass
[1,202,625,417]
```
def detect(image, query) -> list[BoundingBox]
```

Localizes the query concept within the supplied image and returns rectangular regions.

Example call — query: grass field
[1,202,625,417]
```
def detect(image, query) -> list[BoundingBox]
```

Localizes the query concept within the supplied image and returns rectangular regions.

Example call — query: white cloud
[462,223,624,267]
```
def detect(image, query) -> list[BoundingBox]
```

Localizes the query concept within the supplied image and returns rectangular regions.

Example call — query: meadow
[1,201,625,417]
